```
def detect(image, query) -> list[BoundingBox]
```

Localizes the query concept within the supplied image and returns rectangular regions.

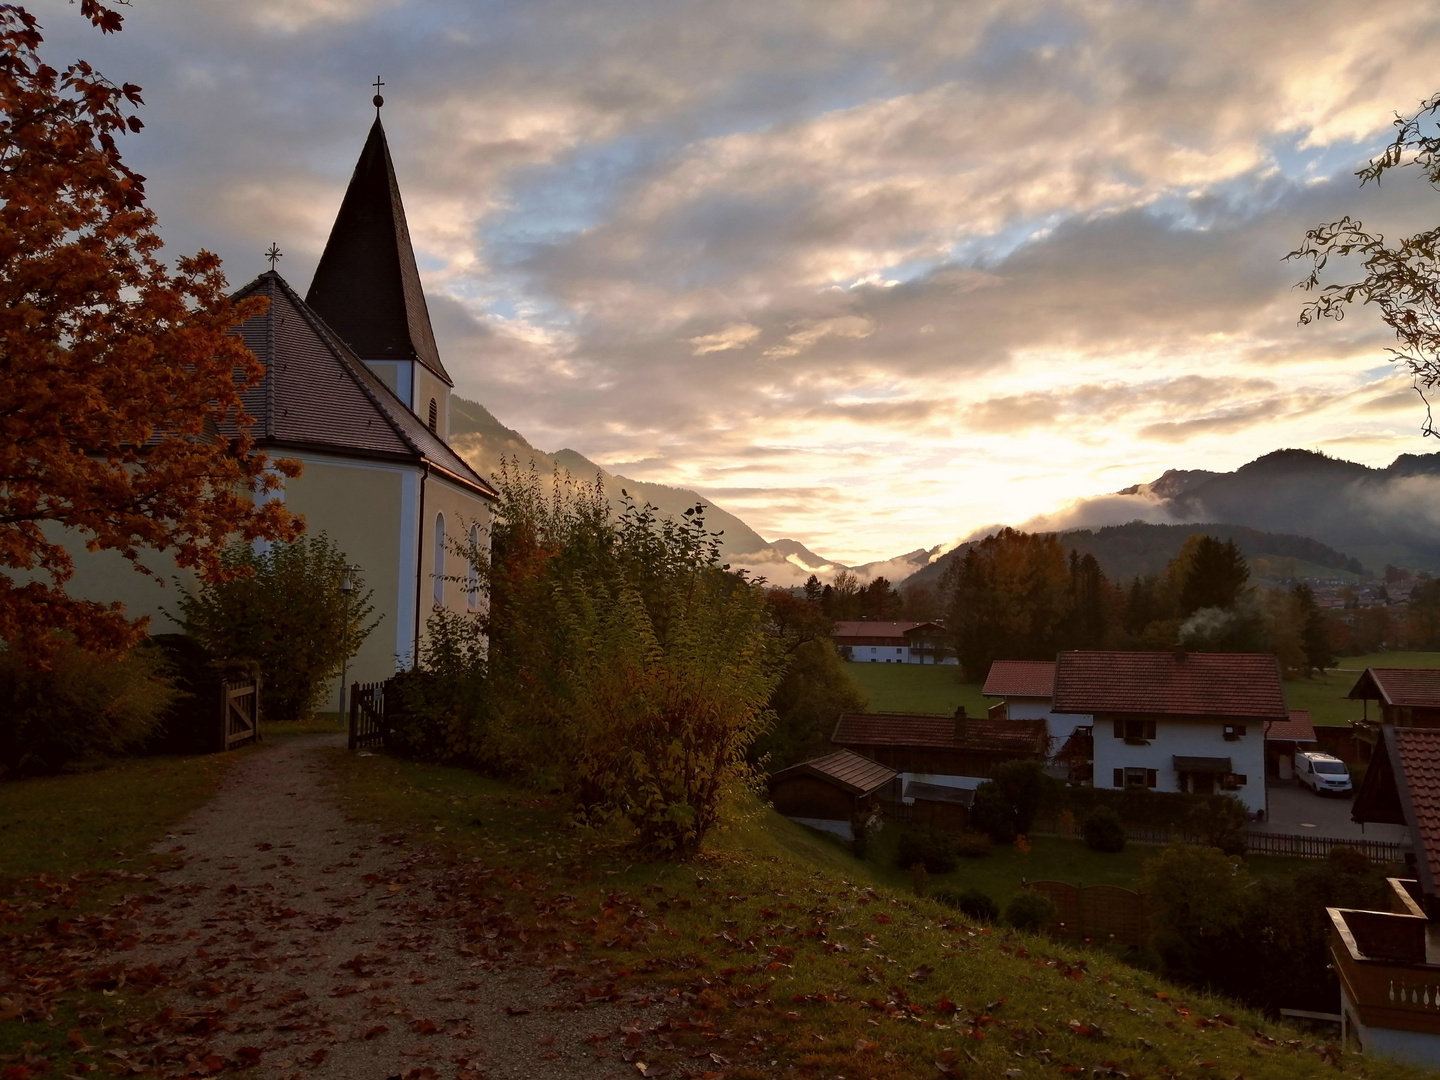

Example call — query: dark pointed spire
[305,116,451,385]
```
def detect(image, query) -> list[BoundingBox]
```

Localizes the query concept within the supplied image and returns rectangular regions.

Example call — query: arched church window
[428,398,438,433]
[433,512,446,607]
[468,524,480,609]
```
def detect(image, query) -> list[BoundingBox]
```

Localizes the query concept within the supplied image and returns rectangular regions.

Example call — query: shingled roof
[982,659,1056,699]
[1051,650,1287,720]
[1347,668,1440,709]
[1264,710,1317,743]
[1353,726,1440,899]
[768,749,896,796]
[832,712,1047,752]
[231,271,495,500]
[305,117,450,385]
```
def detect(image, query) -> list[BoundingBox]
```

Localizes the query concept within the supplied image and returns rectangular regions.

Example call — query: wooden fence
[348,680,388,751]
[1031,821,1403,863]
[1025,881,1148,947]
[221,678,260,750]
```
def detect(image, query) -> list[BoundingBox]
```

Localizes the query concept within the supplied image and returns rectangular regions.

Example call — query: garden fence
[348,680,389,751]
[221,678,260,750]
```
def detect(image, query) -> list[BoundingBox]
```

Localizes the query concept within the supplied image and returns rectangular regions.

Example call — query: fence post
[347,682,359,751]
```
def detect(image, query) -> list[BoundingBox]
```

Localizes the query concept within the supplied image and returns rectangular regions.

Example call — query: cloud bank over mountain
[50,0,1440,561]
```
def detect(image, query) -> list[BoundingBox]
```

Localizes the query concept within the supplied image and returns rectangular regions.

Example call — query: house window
[467,523,480,609]
[433,512,445,607]
[896,648,903,654]
[1222,724,1247,741]
[1114,719,1156,742]
[428,398,439,433]
[1113,767,1157,789]
[1222,773,1248,789]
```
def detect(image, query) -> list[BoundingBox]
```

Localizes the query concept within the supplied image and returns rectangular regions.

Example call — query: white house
[833,620,956,665]
[1050,650,1284,816]
[981,659,1091,756]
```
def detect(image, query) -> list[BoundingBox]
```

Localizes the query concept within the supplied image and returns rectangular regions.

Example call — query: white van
[1295,751,1352,796]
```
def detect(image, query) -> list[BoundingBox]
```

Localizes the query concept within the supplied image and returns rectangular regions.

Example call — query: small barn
[768,749,898,839]
[1264,709,1318,779]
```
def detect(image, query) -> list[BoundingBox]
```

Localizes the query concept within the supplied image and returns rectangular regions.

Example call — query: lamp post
[337,565,357,724]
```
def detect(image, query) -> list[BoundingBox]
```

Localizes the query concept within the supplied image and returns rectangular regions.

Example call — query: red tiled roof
[1394,728,1440,897]
[768,749,896,796]
[231,272,496,500]
[1265,710,1317,743]
[1051,650,1287,720]
[833,621,923,641]
[832,712,1047,752]
[982,660,1056,699]
[1348,668,1440,709]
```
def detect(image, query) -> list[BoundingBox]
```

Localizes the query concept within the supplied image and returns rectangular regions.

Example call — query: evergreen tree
[1178,536,1250,616]
[1291,583,1336,675]
[803,573,823,604]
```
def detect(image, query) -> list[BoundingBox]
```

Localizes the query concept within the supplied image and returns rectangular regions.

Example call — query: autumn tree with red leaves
[0,2,301,656]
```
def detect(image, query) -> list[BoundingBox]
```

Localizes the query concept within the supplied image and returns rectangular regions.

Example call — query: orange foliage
[0,3,301,656]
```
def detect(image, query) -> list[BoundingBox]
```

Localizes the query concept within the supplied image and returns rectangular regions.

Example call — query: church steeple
[306,116,452,389]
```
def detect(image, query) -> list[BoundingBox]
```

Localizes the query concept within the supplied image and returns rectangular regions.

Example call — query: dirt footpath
[139,732,636,1080]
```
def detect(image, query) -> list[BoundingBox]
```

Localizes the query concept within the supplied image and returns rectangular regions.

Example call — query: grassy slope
[324,749,1423,1080]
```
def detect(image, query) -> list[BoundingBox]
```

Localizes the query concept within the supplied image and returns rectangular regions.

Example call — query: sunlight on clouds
[687,323,762,355]
[241,0,401,33]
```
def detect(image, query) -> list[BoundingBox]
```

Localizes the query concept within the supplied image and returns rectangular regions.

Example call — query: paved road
[1253,780,1410,844]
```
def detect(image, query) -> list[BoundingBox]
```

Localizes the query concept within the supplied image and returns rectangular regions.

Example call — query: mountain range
[450,396,1440,586]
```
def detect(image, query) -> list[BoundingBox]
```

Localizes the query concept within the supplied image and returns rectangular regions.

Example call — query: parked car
[1295,751,1353,796]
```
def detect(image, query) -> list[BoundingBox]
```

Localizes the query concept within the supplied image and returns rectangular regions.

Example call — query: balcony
[1329,880,1440,1036]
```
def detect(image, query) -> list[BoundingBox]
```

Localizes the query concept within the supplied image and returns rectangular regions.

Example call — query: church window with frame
[433,512,446,607]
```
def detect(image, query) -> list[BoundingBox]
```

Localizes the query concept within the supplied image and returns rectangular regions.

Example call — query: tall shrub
[0,641,175,776]
[175,534,378,722]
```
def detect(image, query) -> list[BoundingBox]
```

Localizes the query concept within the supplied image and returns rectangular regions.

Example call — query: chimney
[953,705,966,745]
[1172,644,1187,662]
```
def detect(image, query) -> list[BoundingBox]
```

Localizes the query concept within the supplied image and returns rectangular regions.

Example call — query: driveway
[1254,780,1410,844]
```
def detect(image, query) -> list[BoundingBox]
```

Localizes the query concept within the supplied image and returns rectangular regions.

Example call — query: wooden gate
[221,679,260,750]
[348,680,387,750]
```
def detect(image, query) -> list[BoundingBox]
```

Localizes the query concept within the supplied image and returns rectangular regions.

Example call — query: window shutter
[1112,768,1123,788]
[1114,720,1124,739]
[1146,769,1157,788]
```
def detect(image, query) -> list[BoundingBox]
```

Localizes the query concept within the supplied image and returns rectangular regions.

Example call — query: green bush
[1185,795,1248,855]
[934,886,999,922]
[385,611,490,765]
[1005,890,1057,932]
[894,826,958,874]
[970,760,1055,843]
[175,534,379,722]
[0,641,176,777]
[953,831,993,858]
[1081,806,1127,853]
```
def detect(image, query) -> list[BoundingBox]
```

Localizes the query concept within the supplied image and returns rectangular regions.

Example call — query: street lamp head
[340,566,355,593]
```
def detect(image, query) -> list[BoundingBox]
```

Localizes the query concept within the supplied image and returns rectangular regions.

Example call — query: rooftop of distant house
[832,711,1047,752]
[768,748,897,796]
[982,659,1056,699]
[832,620,945,640]
[1051,650,1288,720]
[1264,710,1317,743]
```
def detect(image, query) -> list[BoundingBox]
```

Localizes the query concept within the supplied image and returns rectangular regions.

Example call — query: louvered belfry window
[428,398,438,432]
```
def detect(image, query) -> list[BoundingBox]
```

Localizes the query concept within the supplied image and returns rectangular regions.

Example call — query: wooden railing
[348,680,388,751]
[221,678,260,750]
[1331,904,1440,1035]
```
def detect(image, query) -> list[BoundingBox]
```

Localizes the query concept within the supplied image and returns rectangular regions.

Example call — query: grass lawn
[845,661,987,715]
[0,750,241,886]
[322,748,1422,1080]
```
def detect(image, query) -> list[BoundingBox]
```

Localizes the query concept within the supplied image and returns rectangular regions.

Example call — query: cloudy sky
[43,0,1440,562]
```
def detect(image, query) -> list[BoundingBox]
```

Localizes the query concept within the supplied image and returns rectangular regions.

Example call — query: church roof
[232,271,496,500]
[304,117,451,386]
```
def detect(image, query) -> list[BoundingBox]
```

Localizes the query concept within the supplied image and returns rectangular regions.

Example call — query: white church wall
[413,366,452,440]
[415,472,494,664]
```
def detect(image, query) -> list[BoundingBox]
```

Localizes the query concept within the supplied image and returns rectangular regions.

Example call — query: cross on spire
[264,242,282,271]
[372,76,385,114]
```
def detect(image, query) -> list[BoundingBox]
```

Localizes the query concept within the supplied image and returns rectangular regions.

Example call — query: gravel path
[140,732,638,1080]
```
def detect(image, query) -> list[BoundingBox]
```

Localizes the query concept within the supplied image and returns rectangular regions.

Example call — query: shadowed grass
[845,663,986,716]
[324,747,1426,1080]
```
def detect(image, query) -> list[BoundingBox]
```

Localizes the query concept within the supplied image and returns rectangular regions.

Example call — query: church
[57,106,498,699]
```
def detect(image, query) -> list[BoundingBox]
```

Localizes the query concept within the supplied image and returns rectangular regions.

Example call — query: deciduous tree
[0,2,300,657]
[1291,92,1440,435]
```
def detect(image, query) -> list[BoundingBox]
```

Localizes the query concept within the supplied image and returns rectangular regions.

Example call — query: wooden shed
[769,749,898,838]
